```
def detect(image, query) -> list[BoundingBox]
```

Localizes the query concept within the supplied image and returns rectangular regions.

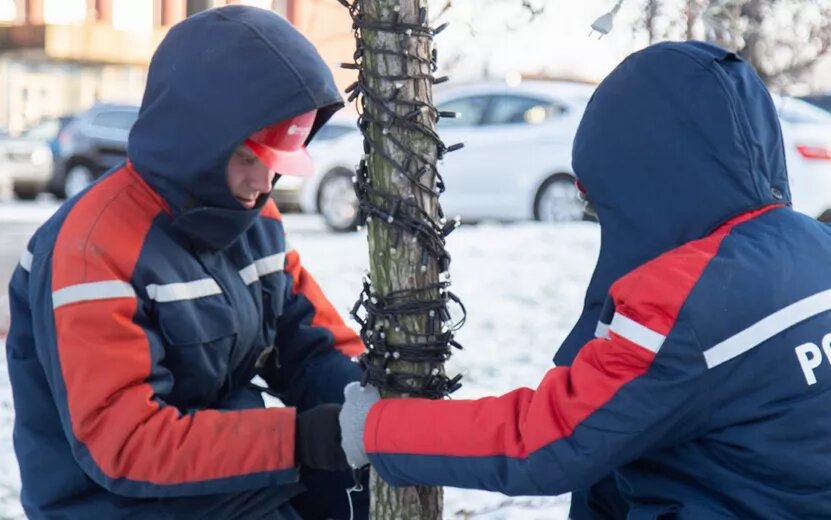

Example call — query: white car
[0,117,69,200]
[292,117,363,230]
[774,95,831,221]
[272,119,359,216]
[290,83,831,231]
[295,80,597,231]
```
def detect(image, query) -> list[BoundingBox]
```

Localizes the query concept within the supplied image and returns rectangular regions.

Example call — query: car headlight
[30,146,52,165]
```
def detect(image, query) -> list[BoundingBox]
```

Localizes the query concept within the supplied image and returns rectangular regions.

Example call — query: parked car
[797,93,831,114]
[434,80,596,224]
[50,103,356,205]
[272,117,359,213]
[0,115,74,199]
[294,85,831,231]
[291,80,597,231]
[50,103,139,198]
[774,94,831,221]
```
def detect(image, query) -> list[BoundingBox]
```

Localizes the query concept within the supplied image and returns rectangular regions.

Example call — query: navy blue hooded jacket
[6,6,362,518]
[358,42,831,518]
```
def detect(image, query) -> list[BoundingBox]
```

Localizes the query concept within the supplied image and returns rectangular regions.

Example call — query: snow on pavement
[0,211,600,519]
[0,200,61,224]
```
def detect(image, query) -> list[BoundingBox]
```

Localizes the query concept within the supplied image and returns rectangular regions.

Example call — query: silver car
[0,116,71,199]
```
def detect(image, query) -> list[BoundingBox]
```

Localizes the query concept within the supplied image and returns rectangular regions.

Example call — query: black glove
[295,403,349,471]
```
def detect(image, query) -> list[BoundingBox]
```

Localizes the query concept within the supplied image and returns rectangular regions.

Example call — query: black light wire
[338,0,466,399]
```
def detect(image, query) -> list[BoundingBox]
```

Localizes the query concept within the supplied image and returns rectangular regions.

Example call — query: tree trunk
[685,0,702,40]
[645,0,658,44]
[360,0,444,518]
[737,0,768,83]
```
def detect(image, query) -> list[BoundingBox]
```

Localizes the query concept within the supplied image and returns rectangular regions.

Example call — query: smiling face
[225,144,278,209]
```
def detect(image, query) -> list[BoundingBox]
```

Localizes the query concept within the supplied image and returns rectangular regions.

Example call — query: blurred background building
[0,0,354,134]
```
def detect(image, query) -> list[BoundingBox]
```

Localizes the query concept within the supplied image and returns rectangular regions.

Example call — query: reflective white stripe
[53,281,135,309]
[704,288,831,369]
[239,264,259,285]
[146,279,221,303]
[254,252,286,277]
[595,321,610,339]
[238,252,287,285]
[609,312,665,353]
[19,250,33,272]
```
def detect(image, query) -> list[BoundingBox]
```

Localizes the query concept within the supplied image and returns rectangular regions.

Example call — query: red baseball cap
[244,109,317,177]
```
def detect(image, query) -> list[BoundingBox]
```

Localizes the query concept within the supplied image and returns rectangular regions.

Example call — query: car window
[777,97,831,124]
[798,95,831,114]
[91,110,139,130]
[22,118,62,139]
[484,95,564,126]
[315,124,357,142]
[437,96,490,127]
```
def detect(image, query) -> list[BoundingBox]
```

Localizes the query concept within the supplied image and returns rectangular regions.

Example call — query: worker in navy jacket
[339,41,831,519]
[6,6,366,519]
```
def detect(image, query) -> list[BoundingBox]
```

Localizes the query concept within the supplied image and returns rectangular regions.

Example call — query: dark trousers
[290,467,369,520]
[156,468,368,519]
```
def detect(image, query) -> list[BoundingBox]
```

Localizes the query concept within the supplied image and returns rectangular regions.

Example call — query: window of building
[186,0,213,17]
[186,0,282,17]
[273,0,288,16]
[43,0,86,24]
[112,0,153,32]
[0,0,14,22]
[241,0,274,10]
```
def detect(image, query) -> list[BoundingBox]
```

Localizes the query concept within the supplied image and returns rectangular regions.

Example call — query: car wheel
[64,165,94,199]
[318,170,359,232]
[534,175,586,223]
[13,186,38,200]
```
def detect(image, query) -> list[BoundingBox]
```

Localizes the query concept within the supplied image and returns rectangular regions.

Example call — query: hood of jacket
[128,5,343,250]
[555,41,789,364]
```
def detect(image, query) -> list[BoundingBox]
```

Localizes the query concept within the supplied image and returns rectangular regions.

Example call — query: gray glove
[338,382,380,469]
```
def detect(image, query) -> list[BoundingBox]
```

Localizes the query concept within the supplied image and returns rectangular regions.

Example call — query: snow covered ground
[0,204,600,519]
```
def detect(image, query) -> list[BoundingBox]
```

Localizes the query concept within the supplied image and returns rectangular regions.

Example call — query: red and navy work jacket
[7,165,362,517]
[366,205,831,518]
[8,6,357,518]
[366,42,831,519]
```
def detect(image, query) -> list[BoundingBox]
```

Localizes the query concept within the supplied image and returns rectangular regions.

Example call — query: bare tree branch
[520,0,545,19]
[432,0,453,23]
[646,0,659,44]
[625,0,831,88]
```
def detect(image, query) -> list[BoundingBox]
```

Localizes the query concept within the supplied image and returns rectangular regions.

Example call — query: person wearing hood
[338,41,831,518]
[6,6,367,519]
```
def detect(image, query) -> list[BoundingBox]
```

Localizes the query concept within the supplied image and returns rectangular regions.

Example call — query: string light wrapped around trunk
[338,0,467,400]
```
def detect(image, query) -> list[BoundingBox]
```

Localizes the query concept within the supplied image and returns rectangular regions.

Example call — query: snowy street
[0,200,600,519]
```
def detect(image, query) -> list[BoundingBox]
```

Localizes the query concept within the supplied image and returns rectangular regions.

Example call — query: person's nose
[248,164,273,193]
